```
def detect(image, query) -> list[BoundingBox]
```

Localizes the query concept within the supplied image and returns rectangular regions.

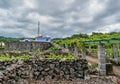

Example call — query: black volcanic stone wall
[0,59,88,84]
[5,42,52,51]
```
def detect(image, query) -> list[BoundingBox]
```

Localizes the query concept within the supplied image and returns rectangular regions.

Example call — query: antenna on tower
[38,21,40,36]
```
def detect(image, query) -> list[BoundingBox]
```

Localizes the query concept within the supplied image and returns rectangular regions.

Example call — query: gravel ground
[18,76,115,84]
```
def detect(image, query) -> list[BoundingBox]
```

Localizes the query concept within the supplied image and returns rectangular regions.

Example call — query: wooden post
[74,44,78,57]
[113,44,119,61]
[88,45,92,55]
[82,46,86,59]
[98,43,106,75]
[0,42,2,48]
[65,44,68,49]
[65,44,69,52]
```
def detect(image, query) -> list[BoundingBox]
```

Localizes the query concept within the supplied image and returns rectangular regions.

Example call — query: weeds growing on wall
[40,53,76,59]
[48,46,59,52]
[0,53,29,61]
[89,63,98,69]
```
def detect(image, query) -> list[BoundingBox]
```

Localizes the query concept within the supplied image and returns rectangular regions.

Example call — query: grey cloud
[0,0,120,38]
[0,0,23,9]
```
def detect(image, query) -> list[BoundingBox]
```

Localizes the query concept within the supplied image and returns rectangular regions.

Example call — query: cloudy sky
[0,0,120,38]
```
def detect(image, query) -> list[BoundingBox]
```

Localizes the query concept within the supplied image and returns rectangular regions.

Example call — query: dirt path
[113,66,120,78]
[86,55,120,79]
[86,56,98,64]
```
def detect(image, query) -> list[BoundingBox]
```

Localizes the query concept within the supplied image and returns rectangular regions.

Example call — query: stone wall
[5,42,52,51]
[0,59,88,83]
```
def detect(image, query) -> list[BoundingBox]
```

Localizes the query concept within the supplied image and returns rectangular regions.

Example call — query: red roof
[36,36,43,38]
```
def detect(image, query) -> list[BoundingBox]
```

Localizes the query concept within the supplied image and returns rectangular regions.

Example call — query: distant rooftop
[36,36,43,38]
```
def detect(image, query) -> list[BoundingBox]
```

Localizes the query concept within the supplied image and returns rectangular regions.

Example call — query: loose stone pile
[0,59,88,83]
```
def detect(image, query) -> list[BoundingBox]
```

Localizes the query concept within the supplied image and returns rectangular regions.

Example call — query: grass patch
[48,46,59,52]
[40,54,76,59]
[89,63,98,69]
[0,54,30,61]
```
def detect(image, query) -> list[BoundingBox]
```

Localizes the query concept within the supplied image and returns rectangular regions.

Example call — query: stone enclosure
[5,42,52,51]
[0,59,88,84]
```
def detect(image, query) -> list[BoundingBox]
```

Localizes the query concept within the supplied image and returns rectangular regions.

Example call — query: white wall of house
[0,42,5,47]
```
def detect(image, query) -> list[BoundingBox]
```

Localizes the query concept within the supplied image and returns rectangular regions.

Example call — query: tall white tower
[38,21,40,36]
